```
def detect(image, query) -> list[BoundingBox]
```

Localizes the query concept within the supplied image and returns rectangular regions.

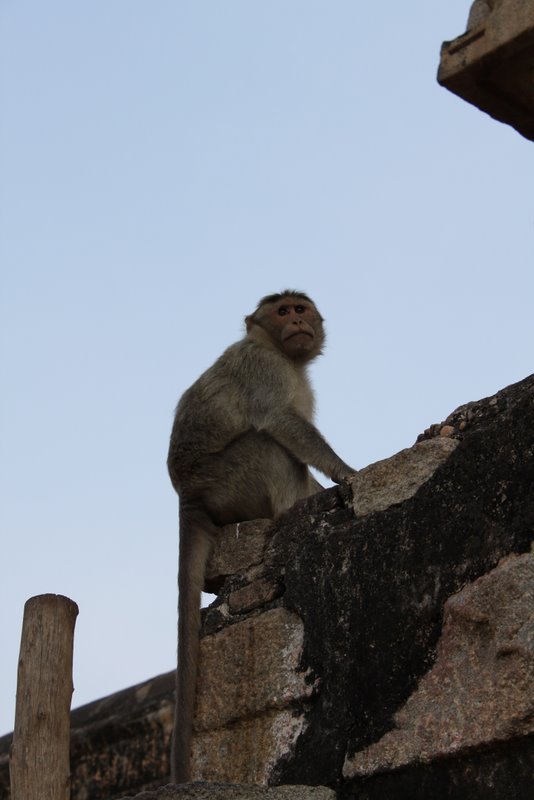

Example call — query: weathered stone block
[438,0,534,141]
[228,578,281,615]
[195,609,315,732]
[188,608,317,782]
[192,711,308,785]
[349,438,458,517]
[206,520,274,593]
[343,551,534,777]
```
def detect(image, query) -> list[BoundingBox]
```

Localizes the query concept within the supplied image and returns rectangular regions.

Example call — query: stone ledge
[349,438,458,517]
[438,0,534,141]
[118,783,335,800]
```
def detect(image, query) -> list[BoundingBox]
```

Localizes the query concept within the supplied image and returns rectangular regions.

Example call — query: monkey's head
[245,290,325,363]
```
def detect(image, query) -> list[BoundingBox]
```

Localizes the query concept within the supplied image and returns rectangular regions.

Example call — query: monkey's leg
[204,432,317,522]
[172,503,215,783]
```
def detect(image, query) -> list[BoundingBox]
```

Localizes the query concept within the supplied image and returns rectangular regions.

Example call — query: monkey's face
[255,296,325,362]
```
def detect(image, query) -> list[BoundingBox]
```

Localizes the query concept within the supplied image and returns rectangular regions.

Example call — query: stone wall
[1,374,533,799]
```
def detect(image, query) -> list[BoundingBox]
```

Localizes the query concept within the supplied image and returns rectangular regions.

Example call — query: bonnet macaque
[167,290,355,782]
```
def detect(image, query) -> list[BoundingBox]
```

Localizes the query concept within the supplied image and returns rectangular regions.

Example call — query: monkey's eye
[278,306,289,316]
[295,305,305,314]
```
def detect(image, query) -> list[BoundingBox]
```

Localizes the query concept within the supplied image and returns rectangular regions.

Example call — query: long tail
[171,502,216,783]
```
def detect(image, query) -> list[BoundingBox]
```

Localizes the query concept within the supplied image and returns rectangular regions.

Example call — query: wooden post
[10,594,79,800]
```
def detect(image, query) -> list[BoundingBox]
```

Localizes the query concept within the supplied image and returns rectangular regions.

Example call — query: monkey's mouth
[285,330,313,341]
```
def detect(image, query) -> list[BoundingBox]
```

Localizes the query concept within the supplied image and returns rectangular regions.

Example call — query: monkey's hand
[331,465,358,484]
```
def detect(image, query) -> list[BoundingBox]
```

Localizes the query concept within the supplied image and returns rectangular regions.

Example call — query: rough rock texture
[438,0,534,142]
[350,438,458,517]
[272,376,532,779]
[205,520,274,593]
[191,609,317,784]
[1,374,533,799]
[118,784,335,800]
[195,610,313,730]
[467,0,497,32]
[196,374,534,794]
[70,672,175,798]
[343,551,534,776]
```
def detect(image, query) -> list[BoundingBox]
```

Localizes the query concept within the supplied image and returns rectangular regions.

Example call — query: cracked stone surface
[343,551,534,777]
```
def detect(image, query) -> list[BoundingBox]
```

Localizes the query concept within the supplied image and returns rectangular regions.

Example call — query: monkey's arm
[259,408,356,483]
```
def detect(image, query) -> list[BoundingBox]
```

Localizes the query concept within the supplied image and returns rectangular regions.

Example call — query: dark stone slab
[340,735,534,800]
[269,374,534,791]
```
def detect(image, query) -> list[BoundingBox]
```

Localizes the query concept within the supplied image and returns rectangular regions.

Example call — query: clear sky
[1,1,533,736]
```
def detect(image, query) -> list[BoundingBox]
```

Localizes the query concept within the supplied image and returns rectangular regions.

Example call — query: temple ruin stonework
[1,372,533,799]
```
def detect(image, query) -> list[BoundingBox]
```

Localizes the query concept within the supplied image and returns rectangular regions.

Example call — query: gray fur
[167,292,355,782]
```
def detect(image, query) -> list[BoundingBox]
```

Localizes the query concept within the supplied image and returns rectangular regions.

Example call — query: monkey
[167,290,356,783]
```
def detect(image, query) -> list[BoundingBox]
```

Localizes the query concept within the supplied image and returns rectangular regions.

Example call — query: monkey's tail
[171,501,216,784]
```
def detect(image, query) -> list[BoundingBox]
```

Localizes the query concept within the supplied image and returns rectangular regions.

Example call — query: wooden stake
[10,594,79,800]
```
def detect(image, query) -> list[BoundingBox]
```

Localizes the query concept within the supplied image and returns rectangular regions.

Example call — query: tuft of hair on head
[256,289,315,310]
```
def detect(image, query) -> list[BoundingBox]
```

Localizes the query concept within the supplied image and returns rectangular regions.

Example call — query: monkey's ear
[245,314,254,333]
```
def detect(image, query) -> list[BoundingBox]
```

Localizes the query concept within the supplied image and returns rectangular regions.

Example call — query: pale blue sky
[1,1,533,735]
